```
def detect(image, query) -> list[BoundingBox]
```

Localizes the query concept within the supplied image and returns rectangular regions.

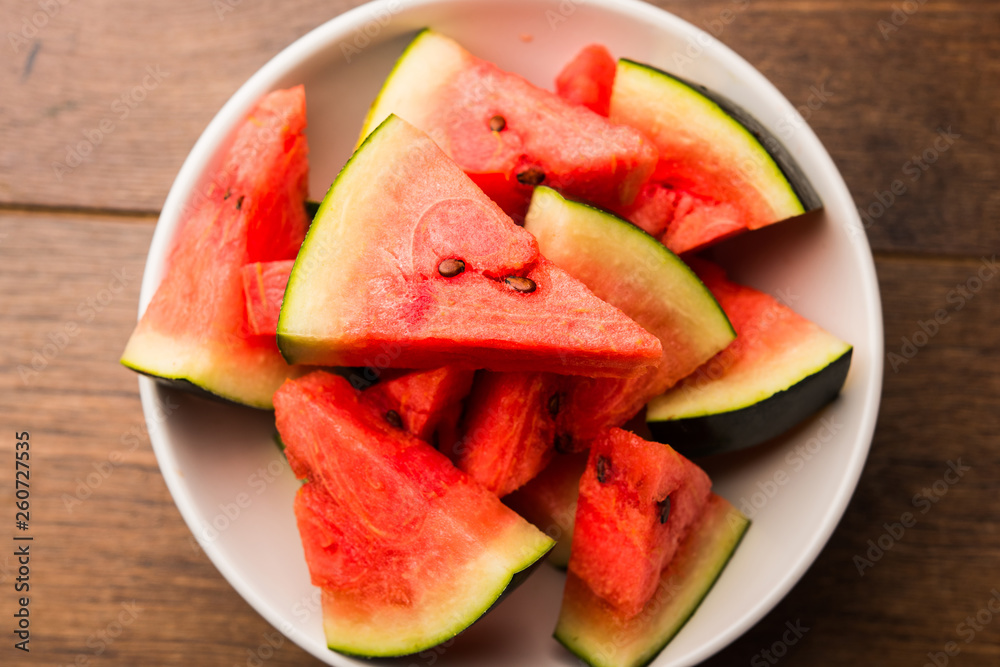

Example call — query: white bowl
[135,1,884,665]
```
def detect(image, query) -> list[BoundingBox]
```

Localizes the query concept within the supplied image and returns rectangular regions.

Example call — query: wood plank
[1,1,997,256]
[0,0,371,212]
[0,210,317,666]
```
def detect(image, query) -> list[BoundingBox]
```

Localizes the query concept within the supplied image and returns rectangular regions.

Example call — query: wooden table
[2,1,998,665]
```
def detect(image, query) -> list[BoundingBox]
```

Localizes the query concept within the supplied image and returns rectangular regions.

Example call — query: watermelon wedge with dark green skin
[568,428,712,618]
[556,493,750,667]
[504,451,588,568]
[647,258,852,457]
[555,44,617,116]
[451,370,565,497]
[121,86,310,409]
[275,371,554,657]
[609,59,821,255]
[365,366,475,443]
[523,187,734,449]
[278,115,661,377]
[360,30,657,220]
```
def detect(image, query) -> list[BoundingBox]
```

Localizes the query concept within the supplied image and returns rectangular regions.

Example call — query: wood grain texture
[2,0,998,254]
[0,1,998,666]
[0,211,319,666]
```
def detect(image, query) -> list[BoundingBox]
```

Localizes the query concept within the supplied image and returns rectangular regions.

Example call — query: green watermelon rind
[647,339,852,422]
[648,346,852,458]
[357,27,440,143]
[524,186,735,362]
[275,115,385,364]
[324,534,554,658]
[612,59,818,223]
[554,494,750,667]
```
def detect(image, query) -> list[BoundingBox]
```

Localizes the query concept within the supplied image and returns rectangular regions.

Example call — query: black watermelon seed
[236,195,245,210]
[548,392,562,418]
[504,276,536,293]
[385,409,403,429]
[489,115,506,132]
[554,433,573,454]
[596,456,611,484]
[516,167,545,186]
[438,258,466,277]
[658,496,672,524]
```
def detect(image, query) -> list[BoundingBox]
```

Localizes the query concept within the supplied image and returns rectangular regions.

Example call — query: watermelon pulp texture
[609,59,813,255]
[360,30,657,220]
[275,371,553,657]
[569,428,711,618]
[556,493,749,667]
[365,366,475,442]
[242,260,294,336]
[647,258,852,421]
[523,187,734,448]
[504,452,589,568]
[277,114,661,377]
[451,371,565,497]
[120,86,309,408]
[555,44,617,116]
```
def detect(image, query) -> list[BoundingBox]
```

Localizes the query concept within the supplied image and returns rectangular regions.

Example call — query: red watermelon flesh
[434,400,465,454]
[120,86,309,408]
[275,371,554,656]
[242,260,294,336]
[360,31,657,220]
[452,371,565,497]
[278,115,662,378]
[555,44,616,116]
[614,183,748,255]
[364,366,475,442]
[569,428,711,618]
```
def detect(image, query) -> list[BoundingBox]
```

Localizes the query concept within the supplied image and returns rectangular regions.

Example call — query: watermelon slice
[278,115,662,377]
[647,258,852,456]
[364,366,475,443]
[275,371,554,657]
[609,59,821,255]
[242,260,294,336]
[556,494,749,667]
[504,451,588,568]
[555,44,617,116]
[451,371,565,497]
[523,187,734,448]
[359,30,657,220]
[568,428,712,618]
[121,86,310,408]
[553,428,748,667]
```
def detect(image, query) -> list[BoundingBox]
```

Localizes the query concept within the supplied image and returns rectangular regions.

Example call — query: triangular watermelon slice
[359,30,657,220]
[277,115,661,377]
[121,86,310,408]
[554,428,749,667]
[275,371,554,657]
[609,59,822,255]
